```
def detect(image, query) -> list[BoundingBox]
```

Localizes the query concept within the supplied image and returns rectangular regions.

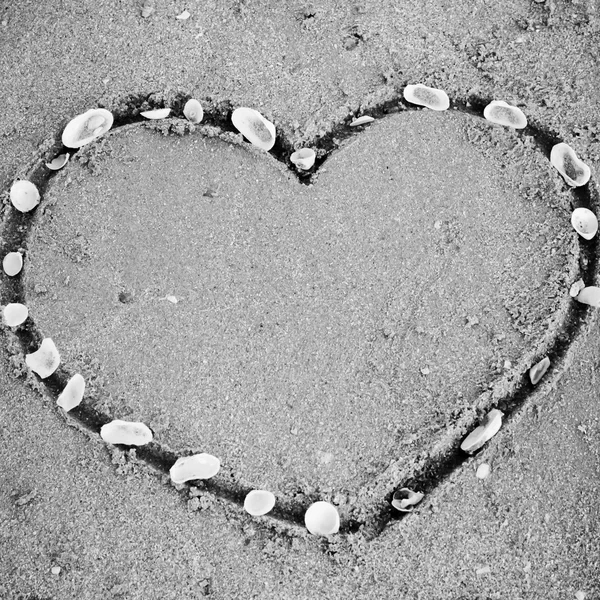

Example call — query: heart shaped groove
[1,91,598,541]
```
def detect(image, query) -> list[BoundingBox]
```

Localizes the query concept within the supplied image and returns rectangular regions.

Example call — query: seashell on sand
[244,490,276,516]
[57,373,85,412]
[10,180,40,213]
[304,501,340,536]
[140,108,171,119]
[62,108,113,148]
[290,148,316,170]
[571,207,598,240]
[391,488,424,512]
[460,409,504,454]
[45,153,70,170]
[569,279,585,298]
[3,303,28,327]
[350,115,374,127]
[529,356,550,385]
[25,338,60,379]
[170,453,221,484]
[176,9,190,19]
[403,84,450,111]
[100,419,153,446]
[575,286,600,308]
[550,143,591,187]
[231,107,276,151]
[476,463,491,479]
[183,99,203,124]
[483,100,527,129]
[3,252,23,276]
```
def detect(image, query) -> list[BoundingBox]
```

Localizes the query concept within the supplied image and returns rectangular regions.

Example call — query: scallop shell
[169,453,221,484]
[483,100,527,129]
[350,115,374,127]
[10,180,40,213]
[3,303,28,327]
[391,488,424,512]
[571,207,598,240]
[575,286,600,308]
[550,143,591,187]
[183,99,203,124]
[290,148,316,170]
[57,373,85,412]
[62,108,113,148]
[403,84,450,111]
[231,107,276,151]
[3,252,23,276]
[140,108,171,119]
[25,337,60,379]
[529,356,550,385]
[45,153,70,170]
[100,420,153,446]
[304,501,340,536]
[460,409,504,454]
[243,490,276,516]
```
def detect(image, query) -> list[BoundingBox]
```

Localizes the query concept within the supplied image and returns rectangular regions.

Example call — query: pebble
[529,356,550,385]
[100,420,153,446]
[550,143,591,187]
[231,107,276,151]
[2,252,23,276]
[244,490,276,516]
[460,409,504,454]
[4,303,29,327]
[170,453,221,484]
[57,373,85,412]
[483,100,527,129]
[575,286,600,308]
[304,501,340,536]
[476,463,491,479]
[25,338,60,379]
[10,180,40,213]
[403,84,450,111]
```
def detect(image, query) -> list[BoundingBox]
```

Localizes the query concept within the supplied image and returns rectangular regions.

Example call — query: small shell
[10,180,40,213]
[140,108,171,119]
[529,356,550,385]
[170,453,220,484]
[476,463,491,479]
[575,286,600,308]
[460,409,504,454]
[244,490,276,516]
[3,303,28,327]
[391,488,424,512]
[569,279,585,298]
[403,84,450,111]
[3,252,23,276]
[176,9,190,19]
[550,143,591,187]
[290,148,316,170]
[231,107,276,151]
[57,373,85,412]
[483,100,527,129]
[304,501,340,536]
[571,208,598,240]
[350,115,374,127]
[45,153,70,170]
[62,108,113,148]
[100,420,153,446]
[183,99,203,124]
[25,338,60,379]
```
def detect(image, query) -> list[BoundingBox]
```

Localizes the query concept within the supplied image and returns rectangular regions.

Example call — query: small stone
[420,366,430,375]
[476,463,491,479]
[176,9,190,19]
[166,295,178,304]
[51,566,61,576]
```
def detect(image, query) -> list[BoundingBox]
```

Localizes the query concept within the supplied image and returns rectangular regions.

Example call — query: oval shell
[25,337,60,379]
[483,100,527,129]
[183,99,203,124]
[391,488,424,512]
[10,180,40,213]
[3,303,29,327]
[571,208,598,240]
[350,115,374,127]
[290,148,316,170]
[304,501,340,536]
[57,373,85,412]
[476,463,491,479]
[231,107,276,151]
[460,408,504,454]
[575,286,600,308]
[403,84,450,111]
[100,420,153,446]
[243,490,276,516]
[550,143,591,187]
[62,108,113,148]
[3,252,23,276]
[529,356,550,385]
[45,153,70,170]
[140,108,171,119]
[169,453,221,484]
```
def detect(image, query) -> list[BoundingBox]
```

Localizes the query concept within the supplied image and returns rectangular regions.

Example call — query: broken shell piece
[45,153,70,170]
[403,84,450,111]
[483,100,527,129]
[550,143,591,187]
[244,490,276,516]
[571,208,598,240]
[170,453,220,484]
[10,180,40,213]
[304,501,340,536]
[569,279,585,298]
[3,252,23,276]
[460,409,504,454]
[25,338,60,379]
[476,463,491,479]
[176,9,190,19]
[100,420,153,446]
[62,108,113,148]
[575,286,600,308]
[140,108,171,119]
[290,148,316,170]
[391,488,424,512]
[3,303,28,327]
[529,356,550,385]
[231,107,276,151]
[350,115,374,127]
[57,373,85,412]
[183,99,203,124]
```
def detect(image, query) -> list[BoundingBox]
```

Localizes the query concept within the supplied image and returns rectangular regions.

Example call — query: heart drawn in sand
[1,90,598,539]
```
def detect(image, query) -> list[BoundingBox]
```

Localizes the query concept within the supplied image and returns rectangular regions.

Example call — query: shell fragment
[170,453,220,484]
[304,501,340,536]
[3,303,28,327]
[350,115,374,127]
[3,252,23,276]
[529,356,550,385]
[231,107,276,151]
[571,208,598,240]
[10,180,40,213]
[62,108,113,148]
[100,420,153,446]
[25,338,60,379]
[183,99,203,124]
[460,409,504,454]
[45,153,70,170]
[176,10,190,19]
[57,373,85,412]
[140,108,171,119]
[550,143,591,187]
[476,463,491,479]
[575,286,600,308]
[483,100,527,129]
[391,488,424,512]
[243,490,276,516]
[290,148,316,170]
[403,84,450,111]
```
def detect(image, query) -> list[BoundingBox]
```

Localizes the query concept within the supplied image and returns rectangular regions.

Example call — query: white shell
[100,419,153,446]
[391,488,424,512]
[550,143,591,187]
[45,153,70,170]
[529,356,550,385]
[231,107,276,151]
[25,338,60,379]
[290,148,316,170]
[571,208,598,240]
[476,463,491,479]
[304,501,340,536]
[57,373,85,412]
[403,84,450,111]
[569,279,585,298]
[10,180,40,213]
[483,100,527,129]
[62,108,113,148]
[3,252,23,276]
[3,303,28,327]
[460,409,504,454]
[183,99,203,124]
[575,286,600,308]
[243,490,276,516]
[169,453,220,484]
[350,115,374,127]
[140,108,171,119]
[176,9,190,19]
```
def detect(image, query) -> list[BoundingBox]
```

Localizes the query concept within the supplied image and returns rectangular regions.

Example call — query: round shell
[25,337,60,379]
[62,108,113,148]
[140,108,171,119]
[571,208,598,240]
[3,252,23,276]
[350,115,375,127]
[231,107,276,151]
[483,100,527,129]
[10,180,40,213]
[460,409,504,454]
[290,148,316,170]
[100,420,153,446]
[183,99,203,124]
[169,453,221,484]
[57,373,85,412]
[550,143,591,187]
[3,303,29,327]
[45,153,70,170]
[403,84,450,111]
[304,501,340,536]
[243,490,276,516]
[575,286,600,308]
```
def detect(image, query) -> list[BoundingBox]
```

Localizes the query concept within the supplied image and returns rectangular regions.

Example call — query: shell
[3,252,23,276]
[183,99,203,124]
[483,100,527,129]
[57,373,85,412]
[3,303,28,327]
[140,108,171,119]
[304,501,340,536]
[571,207,598,240]
[290,148,316,170]
[45,153,70,170]
[460,408,504,454]
[529,356,550,385]
[476,463,491,479]
[176,9,190,19]
[569,279,585,298]
[575,286,600,308]
[100,420,153,446]
[391,488,424,512]
[550,143,591,187]
[25,337,60,379]
[243,490,276,516]
[62,108,113,148]
[231,107,276,151]
[10,180,40,213]
[350,115,374,127]
[169,453,221,484]
[403,84,450,111]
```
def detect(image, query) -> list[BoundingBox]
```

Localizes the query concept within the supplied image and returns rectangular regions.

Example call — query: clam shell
[140,108,171,119]
[243,490,276,516]
[25,337,60,379]
[57,373,85,412]
[100,420,153,446]
[403,84,450,111]
[304,501,340,536]
[550,143,591,187]
[169,453,221,484]
[460,409,504,454]
[3,303,28,327]
[391,488,424,512]
[529,356,550,385]
[10,180,40,213]
[483,100,527,129]
[231,107,276,151]
[62,108,113,148]
[290,148,316,170]
[476,463,491,479]
[575,286,600,308]
[3,252,23,276]
[183,99,203,124]
[350,115,374,127]
[45,153,70,170]
[571,207,598,240]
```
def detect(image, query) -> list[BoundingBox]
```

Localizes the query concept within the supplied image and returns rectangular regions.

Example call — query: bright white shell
[140,108,171,119]
[350,115,375,127]
[57,373,85,412]
[231,107,276,151]
[169,453,220,484]
[62,108,113,148]
[183,99,203,124]
[575,286,600,308]
[483,100,527,129]
[550,143,591,187]
[25,338,60,379]
[476,463,491,479]
[45,153,70,170]
[3,252,23,276]
[3,303,28,327]
[529,356,550,385]
[100,419,153,445]
[10,180,40,213]
[403,84,450,111]
[243,490,276,516]
[304,501,340,536]
[571,208,598,240]
[290,148,316,170]
[460,409,504,454]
